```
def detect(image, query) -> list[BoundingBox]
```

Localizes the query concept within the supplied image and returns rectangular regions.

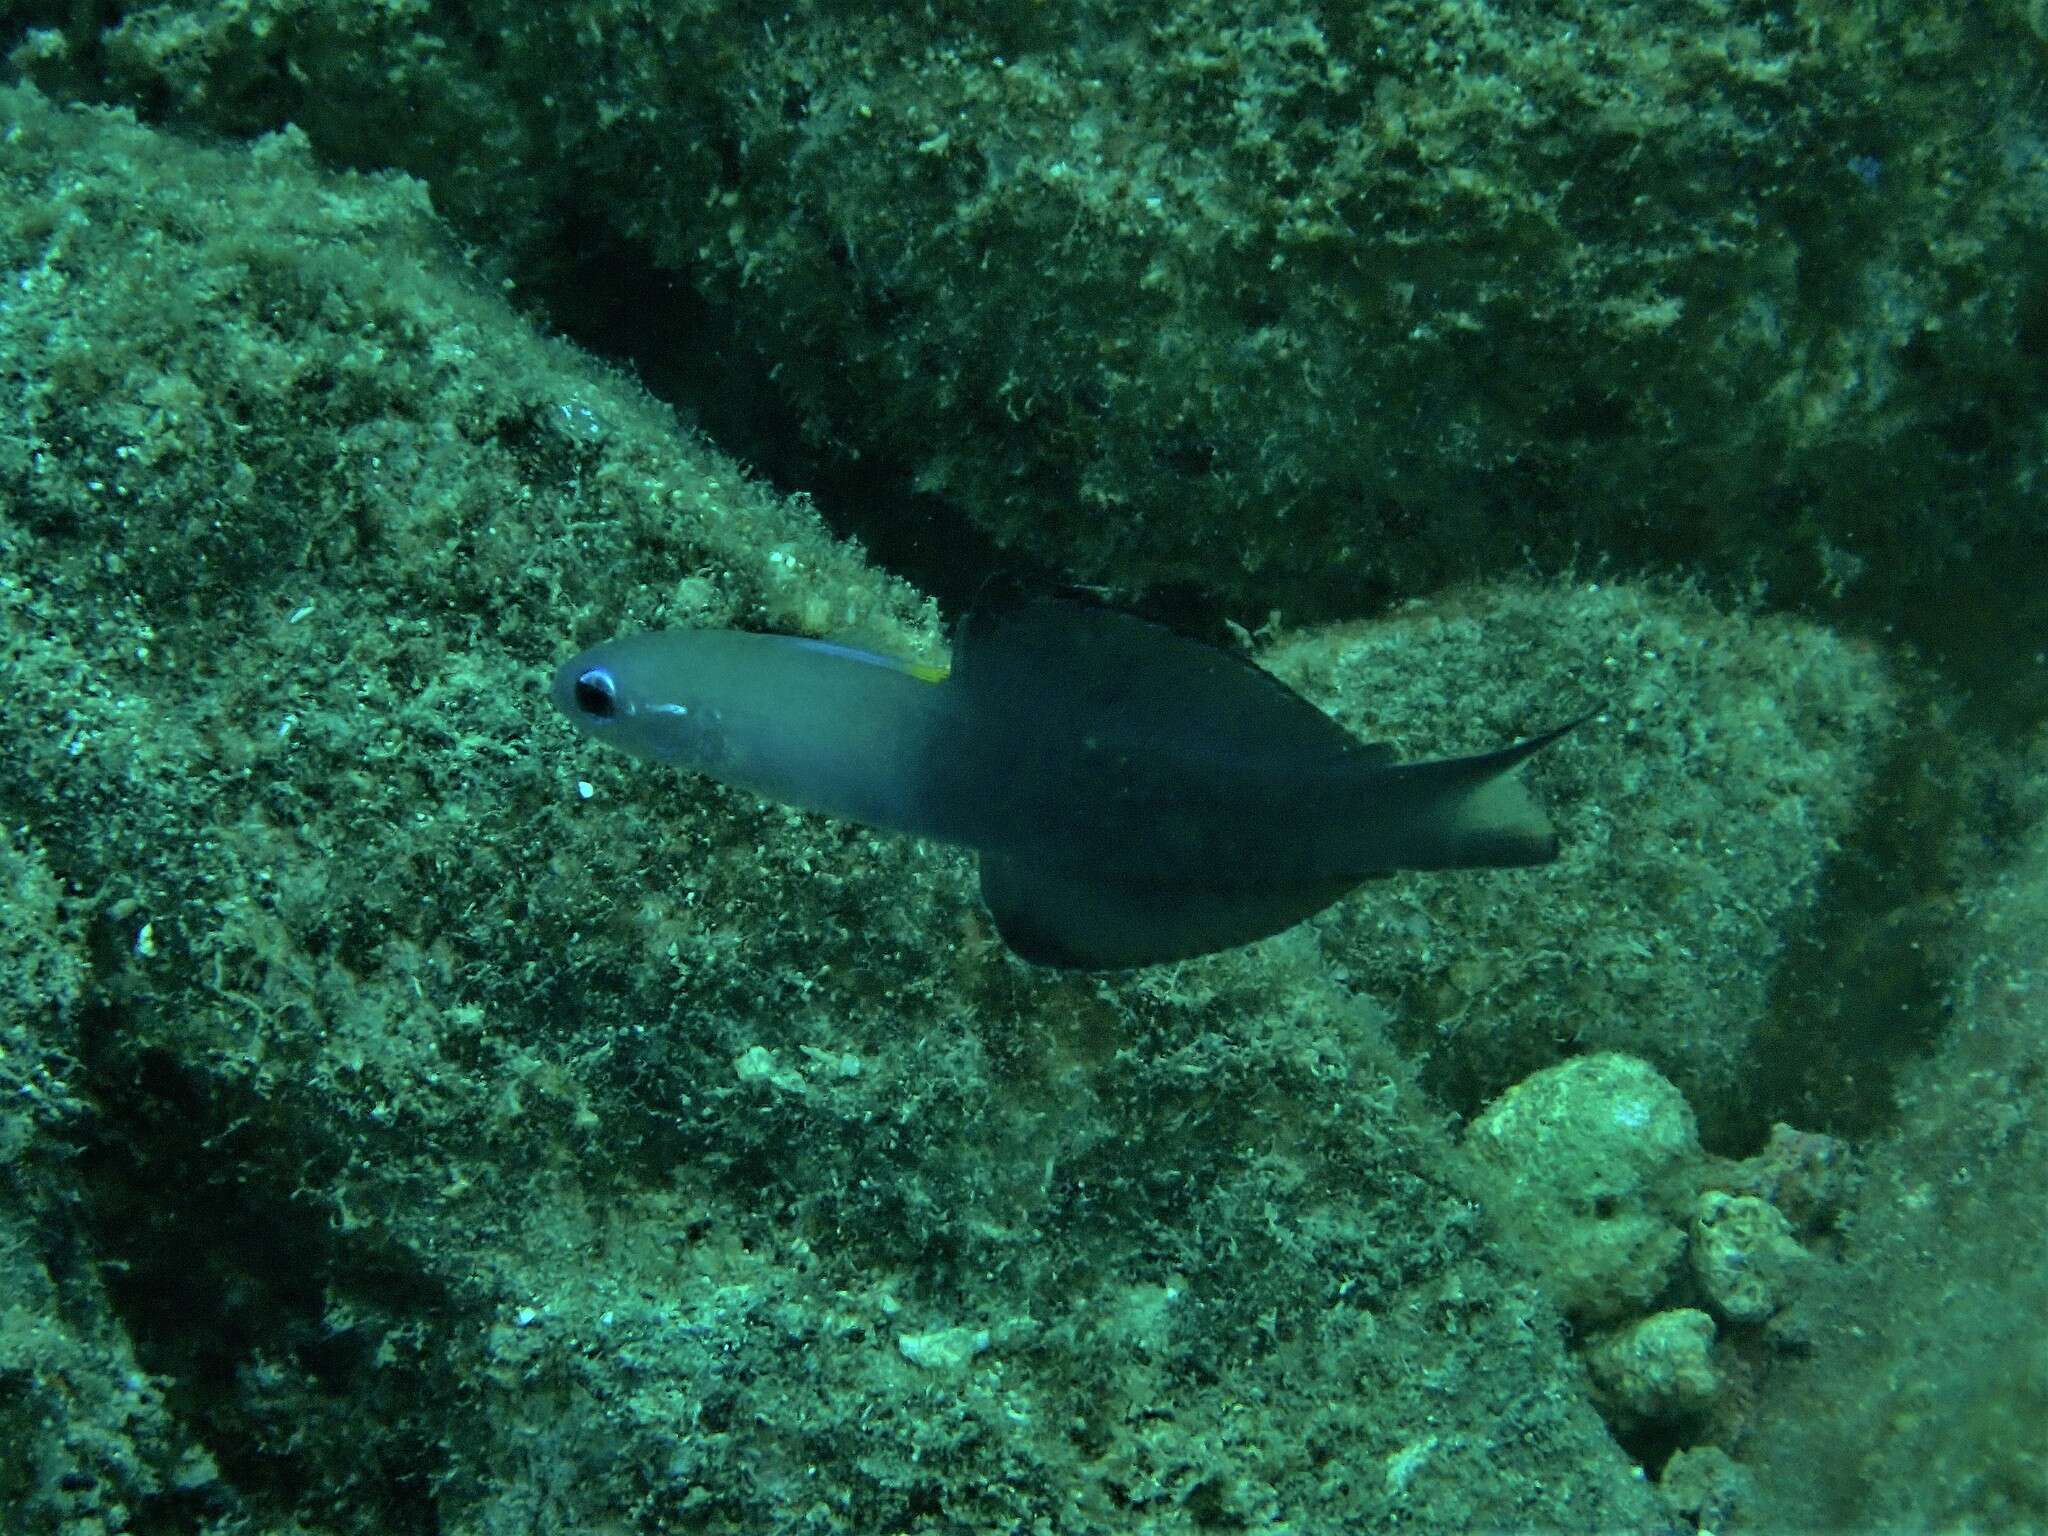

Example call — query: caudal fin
[1440,763,1558,866]
[1392,711,1592,870]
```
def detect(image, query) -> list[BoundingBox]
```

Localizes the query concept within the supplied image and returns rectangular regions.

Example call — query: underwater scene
[0,2,2042,1532]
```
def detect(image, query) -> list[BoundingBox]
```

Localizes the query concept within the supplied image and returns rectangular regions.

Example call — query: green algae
[0,2,2041,1526]
[17,0,2045,720]
[0,87,1656,1533]
[1739,729,2048,1532]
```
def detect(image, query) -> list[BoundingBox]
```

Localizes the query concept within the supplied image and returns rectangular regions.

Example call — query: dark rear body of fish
[913,595,1576,965]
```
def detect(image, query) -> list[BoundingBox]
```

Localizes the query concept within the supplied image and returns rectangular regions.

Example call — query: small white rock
[896,1325,991,1372]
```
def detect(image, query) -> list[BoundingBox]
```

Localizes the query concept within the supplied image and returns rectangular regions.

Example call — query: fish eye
[573,667,619,720]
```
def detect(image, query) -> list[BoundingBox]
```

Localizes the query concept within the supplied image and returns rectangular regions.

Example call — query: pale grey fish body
[550,630,974,838]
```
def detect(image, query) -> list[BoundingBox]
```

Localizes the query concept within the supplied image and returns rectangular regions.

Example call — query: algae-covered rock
[1586,1308,1722,1426]
[1463,1053,1701,1320]
[21,0,2045,717]
[1259,579,1902,1138]
[0,88,1671,1535]
[1707,1122,1857,1234]
[0,825,214,1530]
[1740,729,2048,1533]
[1660,1445,1756,1532]
[1690,1191,1811,1324]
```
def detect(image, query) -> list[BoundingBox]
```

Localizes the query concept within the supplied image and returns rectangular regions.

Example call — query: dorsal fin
[951,592,1375,770]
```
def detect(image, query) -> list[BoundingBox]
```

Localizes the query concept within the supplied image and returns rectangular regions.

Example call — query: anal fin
[979,854,1361,969]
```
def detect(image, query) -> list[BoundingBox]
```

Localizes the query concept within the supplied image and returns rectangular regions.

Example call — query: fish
[550,590,1584,969]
